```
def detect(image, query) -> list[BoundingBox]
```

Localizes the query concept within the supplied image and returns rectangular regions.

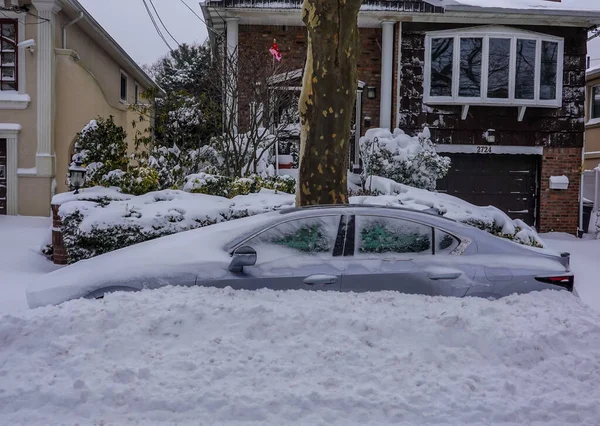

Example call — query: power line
[178,0,224,38]
[147,0,181,47]
[141,0,173,52]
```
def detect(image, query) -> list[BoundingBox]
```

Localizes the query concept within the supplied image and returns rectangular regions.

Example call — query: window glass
[515,39,536,100]
[487,38,511,99]
[459,38,482,97]
[430,38,454,97]
[245,216,340,263]
[120,73,128,101]
[540,41,558,100]
[435,229,460,255]
[134,84,139,104]
[0,21,17,91]
[356,216,432,256]
[593,86,600,120]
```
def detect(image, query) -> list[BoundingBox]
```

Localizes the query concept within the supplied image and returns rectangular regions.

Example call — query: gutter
[62,11,84,49]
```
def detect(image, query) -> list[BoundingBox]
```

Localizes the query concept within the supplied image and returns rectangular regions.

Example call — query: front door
[0,139,7,215]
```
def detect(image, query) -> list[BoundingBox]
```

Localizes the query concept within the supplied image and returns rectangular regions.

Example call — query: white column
[226,18,239,134]
[32,1,61,177]
[395,21,403,129]
[380,21,395,130]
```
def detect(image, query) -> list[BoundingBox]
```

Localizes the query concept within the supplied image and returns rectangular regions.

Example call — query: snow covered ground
[2,217,600,425]
[2,286,600,425]
[0,216,60,313]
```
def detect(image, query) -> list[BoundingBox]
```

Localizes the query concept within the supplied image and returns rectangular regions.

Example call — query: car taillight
[535,275,574,292]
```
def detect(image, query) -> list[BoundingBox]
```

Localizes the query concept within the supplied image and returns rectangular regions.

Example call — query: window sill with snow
[0,92,30,110]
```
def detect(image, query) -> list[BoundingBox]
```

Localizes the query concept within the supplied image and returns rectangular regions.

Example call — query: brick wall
[51,204,68,265]
[237,25,382,134]
[539,147,582,234]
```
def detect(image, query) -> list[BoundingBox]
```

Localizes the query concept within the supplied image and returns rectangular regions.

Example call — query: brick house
[201,0,600,234]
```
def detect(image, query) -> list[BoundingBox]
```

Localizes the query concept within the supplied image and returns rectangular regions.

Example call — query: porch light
[366,86,377,99]
[69,161,86,194]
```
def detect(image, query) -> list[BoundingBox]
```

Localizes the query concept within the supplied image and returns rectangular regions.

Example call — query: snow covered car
[27,205,574,308]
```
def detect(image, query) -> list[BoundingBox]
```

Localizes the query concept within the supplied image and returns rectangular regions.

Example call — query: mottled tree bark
[297,0,362,206]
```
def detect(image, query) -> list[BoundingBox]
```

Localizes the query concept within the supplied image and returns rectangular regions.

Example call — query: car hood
[27,213,277,308]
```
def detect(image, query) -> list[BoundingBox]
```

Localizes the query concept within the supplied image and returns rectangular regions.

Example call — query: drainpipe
[62,12,84,50]
[579,132,585,237]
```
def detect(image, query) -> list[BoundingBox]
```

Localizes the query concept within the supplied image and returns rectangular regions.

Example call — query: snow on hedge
[2,287,599,425]
[51,179,543,263]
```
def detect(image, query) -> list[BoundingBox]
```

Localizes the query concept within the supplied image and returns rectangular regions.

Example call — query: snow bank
[1,287,599,425]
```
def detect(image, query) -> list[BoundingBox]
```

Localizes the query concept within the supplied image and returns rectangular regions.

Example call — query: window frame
[589,84,600,125]
[119,70,128,103]
[424,26,564,109]
[134,81,140,104]
[0,19,19,92]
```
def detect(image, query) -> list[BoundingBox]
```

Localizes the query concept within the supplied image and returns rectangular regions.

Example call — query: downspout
[62,12,84,50]
[579,130,586,237]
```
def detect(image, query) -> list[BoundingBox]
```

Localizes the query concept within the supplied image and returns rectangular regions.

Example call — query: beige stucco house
[585,66,600,170]
[0,0,160,216]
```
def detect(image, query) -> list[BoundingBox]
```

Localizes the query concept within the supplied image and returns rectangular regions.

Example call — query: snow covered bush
[360,127,451,191]
[54,187,294,263]
[184,173,296,198]
[71,117,129,187]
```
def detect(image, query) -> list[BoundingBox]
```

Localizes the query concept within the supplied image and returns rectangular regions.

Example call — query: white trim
[0,125,21,215]
[395,21,402,129]
[0,93,30,109]
[436,144,543,155]
[119,69,129,103]
[423,26,564,111]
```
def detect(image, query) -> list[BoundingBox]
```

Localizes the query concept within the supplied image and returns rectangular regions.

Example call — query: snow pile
[351,175,543,247]
[1,287,599,425]
[443,0,600,12]
[359,127,451,191]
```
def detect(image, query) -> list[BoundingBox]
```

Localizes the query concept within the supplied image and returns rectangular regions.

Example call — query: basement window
[424,26,564,109]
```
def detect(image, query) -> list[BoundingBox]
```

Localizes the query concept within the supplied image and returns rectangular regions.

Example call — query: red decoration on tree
[269,39,282,62]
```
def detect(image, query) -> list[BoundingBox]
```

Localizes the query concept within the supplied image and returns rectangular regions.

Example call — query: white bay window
[424,27,564,115]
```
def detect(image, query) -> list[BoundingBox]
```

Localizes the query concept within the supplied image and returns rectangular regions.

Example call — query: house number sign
[476,146,492,154]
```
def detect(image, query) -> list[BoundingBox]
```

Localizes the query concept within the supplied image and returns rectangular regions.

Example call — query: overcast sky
[79,0,600,68]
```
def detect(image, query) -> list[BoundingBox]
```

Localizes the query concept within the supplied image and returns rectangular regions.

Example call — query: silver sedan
[27,205,574,308]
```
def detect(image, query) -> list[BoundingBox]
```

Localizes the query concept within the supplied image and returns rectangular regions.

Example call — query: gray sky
[78,0,209,66]
[80,0,600,68]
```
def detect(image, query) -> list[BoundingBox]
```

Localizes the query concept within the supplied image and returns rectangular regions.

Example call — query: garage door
[437,154,539,226]
[0,139,6,215]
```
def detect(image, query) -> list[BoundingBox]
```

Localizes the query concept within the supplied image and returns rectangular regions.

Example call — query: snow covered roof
[440,0,600,15]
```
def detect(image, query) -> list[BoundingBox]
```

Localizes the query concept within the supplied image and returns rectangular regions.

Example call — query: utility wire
[178,0,224,38]
[141,0,173,52]
[147,0,181,47]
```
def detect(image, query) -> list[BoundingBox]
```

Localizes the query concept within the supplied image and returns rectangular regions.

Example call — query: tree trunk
[296,0,362,206]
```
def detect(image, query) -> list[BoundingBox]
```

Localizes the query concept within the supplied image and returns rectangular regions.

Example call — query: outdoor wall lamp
[69,161,86,194]
[366,86,377,100]
[484,129,496,143]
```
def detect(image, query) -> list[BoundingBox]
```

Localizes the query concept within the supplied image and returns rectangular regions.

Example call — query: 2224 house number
[476,146,492,154]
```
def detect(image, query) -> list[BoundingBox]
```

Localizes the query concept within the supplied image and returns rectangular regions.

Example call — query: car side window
[435,228,461,255]
[244,216,341,262]
[355,215,432,256]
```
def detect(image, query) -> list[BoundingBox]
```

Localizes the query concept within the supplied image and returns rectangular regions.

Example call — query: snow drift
[1,287,599,425]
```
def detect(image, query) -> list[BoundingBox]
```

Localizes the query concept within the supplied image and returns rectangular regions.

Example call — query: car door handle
[428,272,461,280]
[303,275,338,286]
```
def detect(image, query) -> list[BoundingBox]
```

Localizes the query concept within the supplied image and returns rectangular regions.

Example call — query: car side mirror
[229,246,257,272]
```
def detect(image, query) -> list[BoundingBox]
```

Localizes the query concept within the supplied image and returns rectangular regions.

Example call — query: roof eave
[62,0,165,96]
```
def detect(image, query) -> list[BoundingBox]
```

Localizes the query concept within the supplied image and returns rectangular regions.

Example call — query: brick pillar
[51,204,68,265]
[539,147,582,234]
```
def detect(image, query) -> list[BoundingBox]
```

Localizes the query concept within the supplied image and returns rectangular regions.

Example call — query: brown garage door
[0,139,6,215]
[437,154,539,226]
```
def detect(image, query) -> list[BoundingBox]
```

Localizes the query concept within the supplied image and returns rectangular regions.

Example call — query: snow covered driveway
[2,287,600,425]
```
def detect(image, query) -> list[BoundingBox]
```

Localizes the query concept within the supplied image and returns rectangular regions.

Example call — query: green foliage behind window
[359,222,431,254]
[273,224,330,253]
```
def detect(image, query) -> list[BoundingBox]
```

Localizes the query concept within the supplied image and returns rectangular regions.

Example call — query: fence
[583,168,600,233]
